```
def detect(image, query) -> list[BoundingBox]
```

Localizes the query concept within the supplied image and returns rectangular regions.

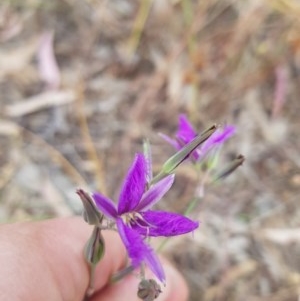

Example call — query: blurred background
[1,0,300,300]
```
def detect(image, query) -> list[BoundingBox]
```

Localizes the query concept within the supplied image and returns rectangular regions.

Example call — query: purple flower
[161,114,235,162]
[92,153,198,282]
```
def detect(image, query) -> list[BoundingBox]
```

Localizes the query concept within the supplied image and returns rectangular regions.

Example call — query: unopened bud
[213,154,245,181]
[162,125,217,174]
[77,189,103,225]
[84,227,105,266]
[137,279,162,301]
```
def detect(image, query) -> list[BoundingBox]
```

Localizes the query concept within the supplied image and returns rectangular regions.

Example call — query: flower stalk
[92,153,198,283]
[77,114,244,300]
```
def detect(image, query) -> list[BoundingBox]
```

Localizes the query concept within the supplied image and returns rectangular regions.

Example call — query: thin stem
[185,169,209,215]
[87,265,96,296]
[128,0,153,54]
[156,237,170,253]
[140,263,146,280]
[110,265,135,283]
[181,0,195,54]
[20,125,87,187]
[76,81,107,194]
[82,264,96,301]
[184,196,201,217]
[150,171,166,185]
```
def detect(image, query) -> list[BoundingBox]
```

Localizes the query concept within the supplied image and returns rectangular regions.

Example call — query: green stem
[88,264,96,295]
[184,196,201,216]
[156,237,170,253]
[110,265,135,283]
[150,171,167,185]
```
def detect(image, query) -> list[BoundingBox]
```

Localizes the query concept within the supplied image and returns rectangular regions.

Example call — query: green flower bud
[213,154,245,181]
[162,125,217,174]
[84,227,105,266]
[77,189,103,226]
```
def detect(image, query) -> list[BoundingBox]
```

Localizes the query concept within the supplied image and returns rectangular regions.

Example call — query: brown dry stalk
[13,122,87,187]
[127,0,153,55]
[75,81,107,195]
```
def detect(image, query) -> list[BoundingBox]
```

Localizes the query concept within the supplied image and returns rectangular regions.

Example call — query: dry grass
[1,0,300,300]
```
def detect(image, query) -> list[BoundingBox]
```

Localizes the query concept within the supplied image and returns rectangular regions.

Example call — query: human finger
[0,217,126,301]
[91,260,189,301]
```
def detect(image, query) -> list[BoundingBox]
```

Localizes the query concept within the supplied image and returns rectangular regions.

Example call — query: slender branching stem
[110,265,135,283]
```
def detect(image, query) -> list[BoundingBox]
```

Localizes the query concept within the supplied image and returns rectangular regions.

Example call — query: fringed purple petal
[118,153,147,214]
[212,125,235,144]
[200,125,235,155]
[134,210,199,237]
[176,114,197,144]
[159,133,181,150]
[92,192,117,219]
[135,175,175,212]
[116,218,144,267]
[143,245,165,283]
[160,115,197,151]
[116,218,165,282]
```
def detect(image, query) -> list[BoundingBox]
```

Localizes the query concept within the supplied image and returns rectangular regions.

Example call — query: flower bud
[162,125,217,174]
[77,189,103,225]
[84,227,105,266]
[213,154,245,181]
[137,279,162,301]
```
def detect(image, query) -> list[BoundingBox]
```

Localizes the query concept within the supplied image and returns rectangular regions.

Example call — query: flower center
[122,212,141,225]
[121,212,152,231]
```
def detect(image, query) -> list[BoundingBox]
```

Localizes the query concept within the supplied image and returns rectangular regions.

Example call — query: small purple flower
[92,153,198,282]
[161,114,235,162]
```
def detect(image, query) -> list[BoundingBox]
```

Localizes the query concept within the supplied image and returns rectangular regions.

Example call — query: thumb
[0,217,126,301]
[0,217,188,301]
